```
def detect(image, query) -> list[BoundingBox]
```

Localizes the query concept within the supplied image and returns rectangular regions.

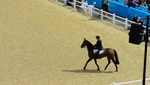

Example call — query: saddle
[97,50,104,55]
[93,49,104,55]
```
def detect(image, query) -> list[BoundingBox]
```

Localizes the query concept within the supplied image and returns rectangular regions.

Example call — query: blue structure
[82,0,150,25]
[108,0,150,25]
[66,0,150,25]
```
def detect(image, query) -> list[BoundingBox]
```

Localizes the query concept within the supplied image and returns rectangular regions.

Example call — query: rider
[93,35,103,54]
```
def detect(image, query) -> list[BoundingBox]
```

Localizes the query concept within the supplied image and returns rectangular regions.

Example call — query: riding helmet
[96,35,100,38]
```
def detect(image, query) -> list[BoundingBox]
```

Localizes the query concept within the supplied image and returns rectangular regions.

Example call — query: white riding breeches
[93,49,99,54]
[93,49,104,54]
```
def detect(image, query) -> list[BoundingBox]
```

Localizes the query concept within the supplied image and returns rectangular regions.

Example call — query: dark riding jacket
[94,39,103,50]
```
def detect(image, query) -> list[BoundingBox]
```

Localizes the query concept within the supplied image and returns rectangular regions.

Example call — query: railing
[111,78,150,85]
[55,0,149,30]
[66,0,136,29]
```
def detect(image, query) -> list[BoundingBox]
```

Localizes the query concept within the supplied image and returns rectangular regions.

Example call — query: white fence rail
[65,0,136,29]
[111,78,150,85]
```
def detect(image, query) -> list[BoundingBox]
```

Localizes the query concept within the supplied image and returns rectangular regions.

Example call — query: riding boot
[95,51,99,57]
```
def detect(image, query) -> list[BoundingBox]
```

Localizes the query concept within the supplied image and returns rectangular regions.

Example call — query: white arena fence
[56,0,137,29]
[111,78,150,85]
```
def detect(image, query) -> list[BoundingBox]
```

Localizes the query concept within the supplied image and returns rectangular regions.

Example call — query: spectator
[128,0,140,8]
[136,17,143,25]
[134,0,142,5]
[132,15,138,22]
[102,0,108,19]
[102,0,108,12]
[143,1,148,7]
[148,4,150,12]
[146,0,150,4]
[132,15,143,25]
[124,0,128,5]
[138,0,142,5]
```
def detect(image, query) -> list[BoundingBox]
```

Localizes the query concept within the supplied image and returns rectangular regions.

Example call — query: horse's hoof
[116,70,118,72]
[83,67,86,70]
[97,68,100,70]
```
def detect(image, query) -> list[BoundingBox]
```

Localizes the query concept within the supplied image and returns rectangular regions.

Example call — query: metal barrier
[111,78,150,85]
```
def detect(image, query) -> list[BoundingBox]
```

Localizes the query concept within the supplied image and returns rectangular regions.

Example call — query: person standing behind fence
[102,0,108,19]
[136,17,143,25]
[132,15,138,22]
[102,0,108,12]
[132,15,143,25]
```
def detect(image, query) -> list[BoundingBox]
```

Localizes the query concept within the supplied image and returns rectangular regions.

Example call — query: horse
[80,38,120,72]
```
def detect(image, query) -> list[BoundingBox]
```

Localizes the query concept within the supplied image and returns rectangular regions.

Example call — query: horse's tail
[113,49,120,64]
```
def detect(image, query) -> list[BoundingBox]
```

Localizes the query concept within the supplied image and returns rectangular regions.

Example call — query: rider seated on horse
[93,35,103,54]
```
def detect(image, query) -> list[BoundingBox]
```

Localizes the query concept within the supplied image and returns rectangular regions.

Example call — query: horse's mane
[85,40,94,49]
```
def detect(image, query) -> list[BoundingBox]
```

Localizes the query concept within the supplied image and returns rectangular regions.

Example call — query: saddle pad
[98,50,104,54]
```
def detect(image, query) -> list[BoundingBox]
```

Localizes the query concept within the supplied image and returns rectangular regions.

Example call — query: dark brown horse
[80,38,120,72]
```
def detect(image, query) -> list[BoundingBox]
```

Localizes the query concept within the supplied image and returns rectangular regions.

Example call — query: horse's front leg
[104,58,111,71]
[94,59,100,70]
[83,58,93,70]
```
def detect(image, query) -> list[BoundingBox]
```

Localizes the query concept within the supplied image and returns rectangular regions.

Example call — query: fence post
[82,2,88,13]
[125,18,128,29]
[113,13,115,24]
[89,5,92,15]
[87,5,90,14]
[89,5,94,15]
[64,0,66,4]
[101,9,103,20]
[74,0,76,9]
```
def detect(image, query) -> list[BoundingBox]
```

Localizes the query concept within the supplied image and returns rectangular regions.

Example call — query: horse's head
[81,38,88,48]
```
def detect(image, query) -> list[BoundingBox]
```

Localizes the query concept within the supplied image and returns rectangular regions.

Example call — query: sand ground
[0,0,150,85]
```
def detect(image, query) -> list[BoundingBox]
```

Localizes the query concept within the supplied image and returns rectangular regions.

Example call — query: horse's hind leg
[94,59,100,70]
[83,58,93,70]
[112,59,118,72]
[104,58,111,70]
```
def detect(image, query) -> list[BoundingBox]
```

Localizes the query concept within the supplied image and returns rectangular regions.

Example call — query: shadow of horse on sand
[62,69,114,73]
